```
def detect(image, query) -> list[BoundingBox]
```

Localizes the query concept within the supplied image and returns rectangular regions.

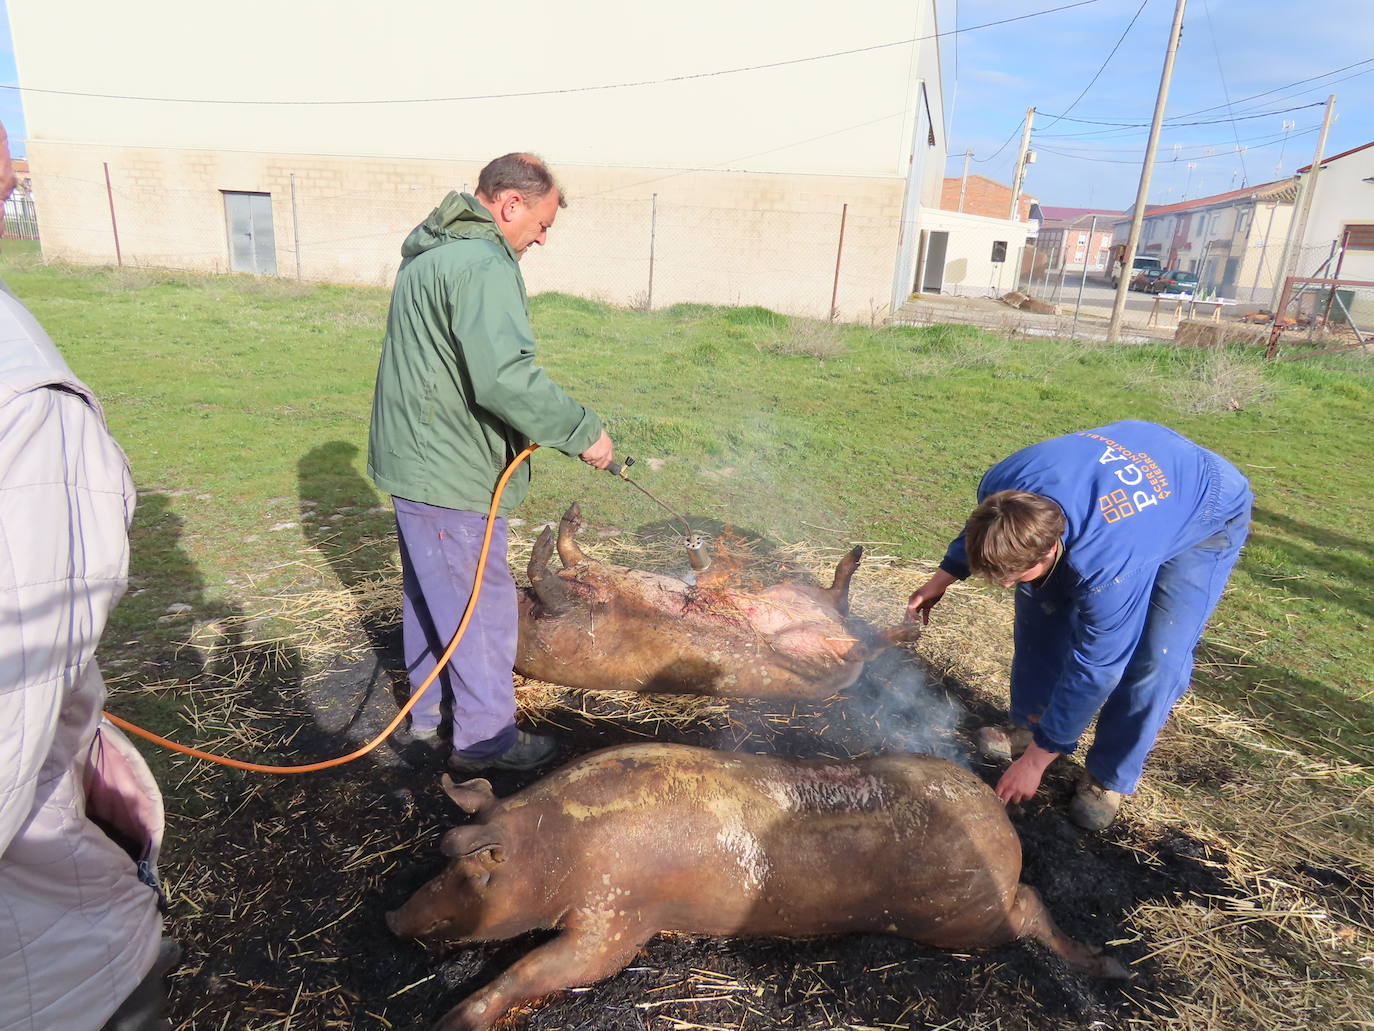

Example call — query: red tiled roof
[1111,179,1294,221]
[1298,140,1374,173]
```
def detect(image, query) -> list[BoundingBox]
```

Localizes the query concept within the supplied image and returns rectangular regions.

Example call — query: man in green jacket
[368,153,613,772]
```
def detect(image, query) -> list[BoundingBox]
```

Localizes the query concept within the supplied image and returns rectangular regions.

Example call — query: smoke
[838,648,971,766]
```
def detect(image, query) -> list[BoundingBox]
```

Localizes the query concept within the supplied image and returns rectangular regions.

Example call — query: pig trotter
[828,545,864,616]
[528,527,574,614]
[1008,884,1130,979]
[433,929,648,1031]
[556,501,586,568]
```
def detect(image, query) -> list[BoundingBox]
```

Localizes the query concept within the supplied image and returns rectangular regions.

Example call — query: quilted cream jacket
[0,287,165,1031]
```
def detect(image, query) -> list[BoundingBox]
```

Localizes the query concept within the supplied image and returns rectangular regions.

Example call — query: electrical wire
[0,0,1103,108]
[1170,56,1374,120]
[1042,125,1318,158]
[1036,0,1150,133]
[1199,0,1249,187]
[1036,100,1325,133]
[971,116,1025,164]
[1036,58,1374,140]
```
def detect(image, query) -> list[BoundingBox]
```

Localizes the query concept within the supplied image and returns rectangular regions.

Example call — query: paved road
[1025,276,1269,322]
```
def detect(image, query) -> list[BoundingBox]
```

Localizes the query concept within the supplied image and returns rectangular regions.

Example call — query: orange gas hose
[102,444,540,773]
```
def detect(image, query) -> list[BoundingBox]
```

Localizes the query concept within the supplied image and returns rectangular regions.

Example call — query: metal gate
[223,191,277,275]
[3,191,39,239]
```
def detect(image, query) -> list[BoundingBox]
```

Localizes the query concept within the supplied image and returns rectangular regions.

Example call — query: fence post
[1265,276,1295,359]
[830,203,848,320]
[647,193,657,310]
[290,173,303,280]
[1071,217,1097,338]
[103,161,123,267]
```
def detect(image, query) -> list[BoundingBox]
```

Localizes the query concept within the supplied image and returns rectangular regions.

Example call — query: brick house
[1033,206,1119,275]
[941,174,1037,221]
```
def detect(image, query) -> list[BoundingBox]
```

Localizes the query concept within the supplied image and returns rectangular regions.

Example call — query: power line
[1036,0,1150,133]
[1036,56,1374,135]
[1199,0,1248,186]
[1171,56,1374,120]
[0,0,1103,107]
[1041,124,1318,157]
[971,116,1026,164]
[1037,128,1315,165]
[1036,100,1325,132]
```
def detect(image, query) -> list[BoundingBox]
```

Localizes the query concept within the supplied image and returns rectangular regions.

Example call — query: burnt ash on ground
[156,621,1259,1031]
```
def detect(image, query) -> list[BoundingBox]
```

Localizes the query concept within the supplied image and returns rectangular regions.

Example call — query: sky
[1,0,1370,210]
[941,0,1374,210]
[0,0,20,156]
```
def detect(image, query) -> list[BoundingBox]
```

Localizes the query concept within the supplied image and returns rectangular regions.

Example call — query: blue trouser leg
[393,497,518,755]
[1085,507,1250,794]
[1010,579,1073,730]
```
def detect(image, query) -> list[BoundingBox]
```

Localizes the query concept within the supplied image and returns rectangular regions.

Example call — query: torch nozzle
[685,534,711,572]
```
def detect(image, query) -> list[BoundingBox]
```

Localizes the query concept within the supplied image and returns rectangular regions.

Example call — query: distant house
[1111,181,1297,299]
[1034,206,1119,276]
[940,174,1037,221]
[1293,140,1374,286]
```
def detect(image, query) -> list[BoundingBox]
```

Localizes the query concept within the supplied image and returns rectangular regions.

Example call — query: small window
[991,240,1008,263]
[1345,224,1374,250]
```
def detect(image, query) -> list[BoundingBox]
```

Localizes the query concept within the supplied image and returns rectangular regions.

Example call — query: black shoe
[448,731,558,773]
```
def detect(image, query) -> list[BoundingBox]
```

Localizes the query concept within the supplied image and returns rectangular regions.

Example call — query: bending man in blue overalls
[906,420,1252,830]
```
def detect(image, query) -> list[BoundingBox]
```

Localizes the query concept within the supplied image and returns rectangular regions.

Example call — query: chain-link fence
[30,161,912,322]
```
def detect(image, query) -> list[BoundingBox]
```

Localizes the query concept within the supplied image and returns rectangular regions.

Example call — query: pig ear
[440,774,496,814]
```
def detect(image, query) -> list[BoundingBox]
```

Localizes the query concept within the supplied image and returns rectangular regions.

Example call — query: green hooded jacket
[367,192,602,515]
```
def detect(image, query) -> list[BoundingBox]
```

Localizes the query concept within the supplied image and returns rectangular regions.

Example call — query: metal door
[223,191,277,275]
[922,231,949,293]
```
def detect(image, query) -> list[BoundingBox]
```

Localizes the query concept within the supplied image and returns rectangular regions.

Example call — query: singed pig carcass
[515,502,919,700]
[387,743,1126,1031]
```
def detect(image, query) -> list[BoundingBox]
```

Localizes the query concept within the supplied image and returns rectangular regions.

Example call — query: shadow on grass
[1250,504,1374,622]
[295,441,435,767]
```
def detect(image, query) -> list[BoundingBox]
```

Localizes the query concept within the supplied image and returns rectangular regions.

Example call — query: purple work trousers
[393,497,518,756]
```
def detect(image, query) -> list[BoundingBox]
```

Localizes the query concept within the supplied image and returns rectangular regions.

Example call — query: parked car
[1111,255,1162,288]
[1129,268,1165,292]
[1147,269,1199,294]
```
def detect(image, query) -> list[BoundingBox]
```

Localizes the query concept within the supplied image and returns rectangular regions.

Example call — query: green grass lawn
[6,252,1372,783]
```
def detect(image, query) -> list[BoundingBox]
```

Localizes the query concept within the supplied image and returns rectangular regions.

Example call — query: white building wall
[8,0,948,320]
[915,208,1032,298]
[1302,146,1374,283]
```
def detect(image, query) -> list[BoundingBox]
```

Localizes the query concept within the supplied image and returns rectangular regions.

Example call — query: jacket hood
[400,191,516,261]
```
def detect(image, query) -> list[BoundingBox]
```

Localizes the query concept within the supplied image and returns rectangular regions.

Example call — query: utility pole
[1269,93,1335,309]
[1108,0,1188,343]
[1008,108,1035,221]
[957,148,972,212]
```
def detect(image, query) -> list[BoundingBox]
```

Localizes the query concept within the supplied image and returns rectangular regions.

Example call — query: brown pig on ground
[515,502,920,700]
[387,742,1128,1031]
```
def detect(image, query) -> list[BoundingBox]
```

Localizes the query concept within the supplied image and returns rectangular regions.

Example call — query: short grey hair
[475,153,567,208]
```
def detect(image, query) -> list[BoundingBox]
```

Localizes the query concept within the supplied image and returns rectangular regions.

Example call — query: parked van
[1112,254,1163,288]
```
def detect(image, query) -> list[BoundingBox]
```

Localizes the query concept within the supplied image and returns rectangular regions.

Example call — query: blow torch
[605,456,711,572]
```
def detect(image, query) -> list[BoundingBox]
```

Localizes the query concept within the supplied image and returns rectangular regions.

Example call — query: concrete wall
[30,140,911,319]
[11,0,948,320]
